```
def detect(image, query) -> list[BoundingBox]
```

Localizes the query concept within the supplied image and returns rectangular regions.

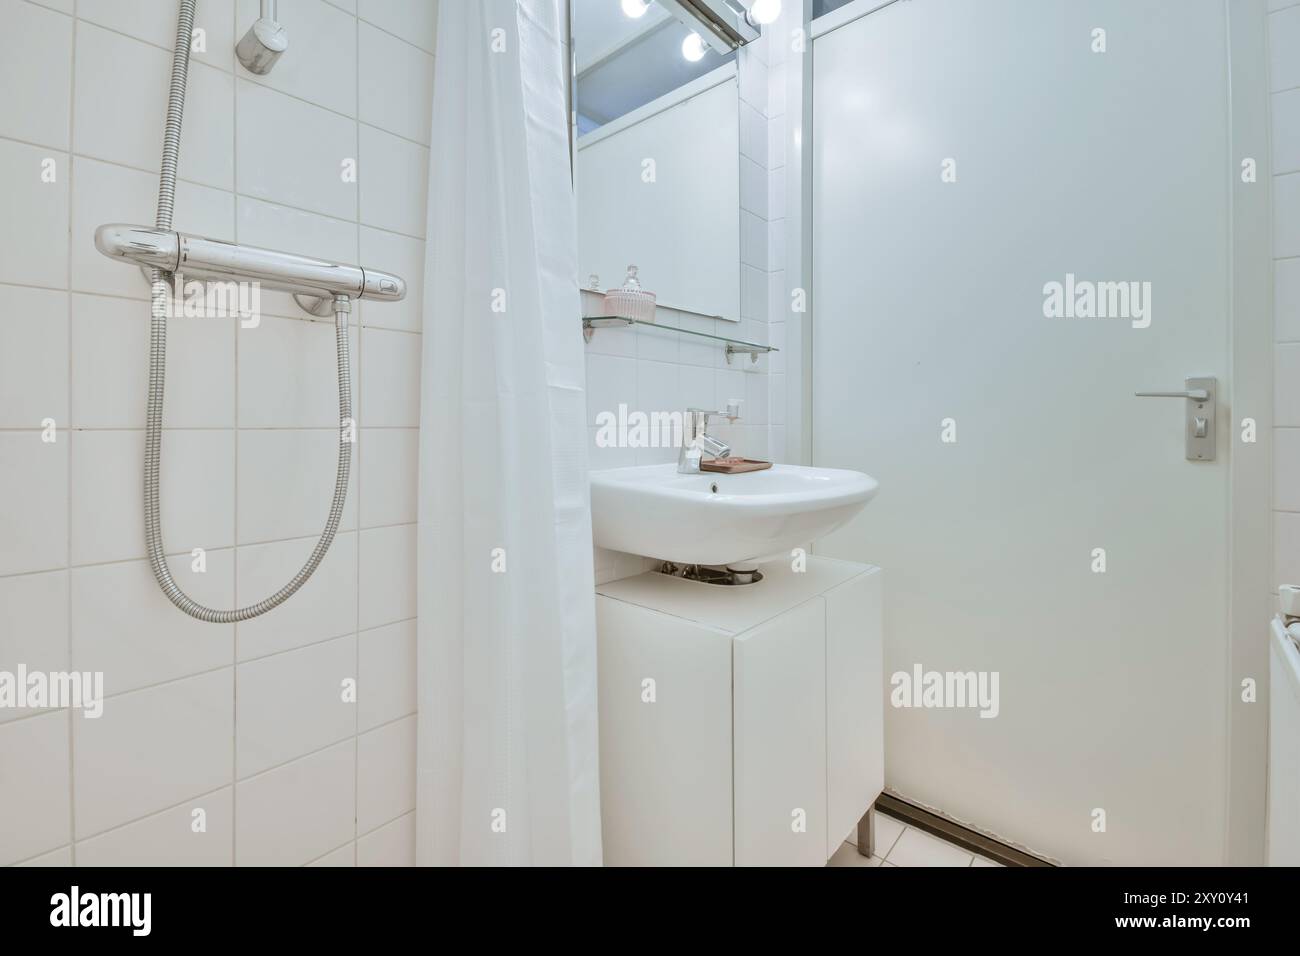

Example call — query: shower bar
[94,223,406,302]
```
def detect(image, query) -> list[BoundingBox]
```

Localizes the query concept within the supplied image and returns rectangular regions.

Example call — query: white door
[812,0,1233,865]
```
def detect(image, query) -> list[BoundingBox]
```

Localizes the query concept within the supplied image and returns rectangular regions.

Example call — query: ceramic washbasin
[589,463,878,567]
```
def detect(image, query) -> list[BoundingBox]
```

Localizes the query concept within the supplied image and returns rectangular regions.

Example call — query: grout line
[69,783,231,854]
[0,423,420,433]
[0,521,416,582]
[354,10,363,867]
[0,278,423,333]
[302,838,355,867]
[65,0,79,867]
[6,843,73,868]
[356,808,415,842]
[0,132,429,243]
[356,15,436,59]
[231,0,241,869]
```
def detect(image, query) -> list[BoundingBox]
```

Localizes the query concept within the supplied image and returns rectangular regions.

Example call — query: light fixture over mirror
[681,31,706,62]
[620,0,650,18]
[745,0,781,26]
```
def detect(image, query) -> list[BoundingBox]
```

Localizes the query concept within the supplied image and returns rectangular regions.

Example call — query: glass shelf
[581,316,777,365]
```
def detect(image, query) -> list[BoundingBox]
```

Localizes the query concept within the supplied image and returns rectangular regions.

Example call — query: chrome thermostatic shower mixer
[92,0,406,623]
[94,224,406,313]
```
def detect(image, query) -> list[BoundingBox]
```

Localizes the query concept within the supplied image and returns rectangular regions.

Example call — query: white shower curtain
[415,0,602,866]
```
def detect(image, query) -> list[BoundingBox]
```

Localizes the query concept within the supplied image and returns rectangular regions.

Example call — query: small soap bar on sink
[700,458,772,474]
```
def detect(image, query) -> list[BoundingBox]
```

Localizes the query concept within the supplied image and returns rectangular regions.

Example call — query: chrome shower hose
[146,0,351,622]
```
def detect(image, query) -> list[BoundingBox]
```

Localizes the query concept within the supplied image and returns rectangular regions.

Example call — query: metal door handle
[1133,377,1216,461]
[1135,389,1210,401]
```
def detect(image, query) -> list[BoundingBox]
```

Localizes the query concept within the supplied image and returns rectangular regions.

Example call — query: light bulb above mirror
[621,0,650,18]
[746,0,781,26]
[681,31,706,62]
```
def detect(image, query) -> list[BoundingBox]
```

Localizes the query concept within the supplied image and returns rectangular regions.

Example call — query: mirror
[573,0,742,322]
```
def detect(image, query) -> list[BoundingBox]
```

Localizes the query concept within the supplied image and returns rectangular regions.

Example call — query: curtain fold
[416,0,602,866]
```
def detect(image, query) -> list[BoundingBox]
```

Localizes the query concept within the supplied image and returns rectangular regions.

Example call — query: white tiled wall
[0,0,433,867]
[585,34,791,585]
[1273,0,1300,592]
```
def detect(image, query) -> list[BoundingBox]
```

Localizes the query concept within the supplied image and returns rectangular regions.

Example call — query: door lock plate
[1184,377,1215,461]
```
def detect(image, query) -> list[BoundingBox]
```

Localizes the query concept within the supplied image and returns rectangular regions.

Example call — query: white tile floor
[826,812,1005,868]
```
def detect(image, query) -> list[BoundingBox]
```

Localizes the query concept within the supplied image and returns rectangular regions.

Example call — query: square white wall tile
[1279,257,1300,342]
[235,196,358,320]
[236,0,357,116]
[77,0,235,72]
[585,353,636,427]
[1276,511,1300,586]
[0,284,67,428]
[73,667,233,837]
[358,523,415,629]
[714,367,746,415]
[357,714,415,832]
[75,26,234,190]
[0,431,67,576]
[0,711,71,866]
[588,426,636,470]
[740,156,768,219]
[235,738,355,866]
[236,634,356,777]
[739,101,766,167]
[360,427,418,527]
[1277,342,1300,425]
[358,619,416,731]
[236,428,356,544]
[1277,173,1300,259]
[741,211,767,270]
[71,292,236,429]
[358,227,424,332]
[71,156,235,299]
[583,322,636,359]
[70,552,234,697]
[357,810,414,866]
[1270,4,1300,93]
[0,139,69,289]
[635,360,680,420]
[635,323,678,366]
[359,0,437,53]
[769,372,787,426]
[768,164,787,221]
[0,570,68,724]
[75,786,233,866]
[745,368,769,425]
[238,315,357,427]
[1276,88,1300,175]
[360,328,421,426]
[236,531,357,659]
[768,270,787,322]
[359,22,433,145]
[359,123,428,237]
[71,429,235,565]
[680,365,716,411]
[236,80,357,221]
[0,0,73,150]
[1276,428,1300,511]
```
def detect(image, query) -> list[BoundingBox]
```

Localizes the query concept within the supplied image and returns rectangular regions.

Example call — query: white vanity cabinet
[595,557,883,866]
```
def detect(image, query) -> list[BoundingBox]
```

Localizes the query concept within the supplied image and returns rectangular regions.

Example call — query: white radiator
[1269,616,1300,866]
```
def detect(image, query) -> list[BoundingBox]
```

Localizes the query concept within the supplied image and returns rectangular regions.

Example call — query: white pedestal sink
[589,463,878,566]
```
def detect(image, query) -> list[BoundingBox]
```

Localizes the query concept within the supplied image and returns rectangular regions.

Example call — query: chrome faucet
[678,404,739,473]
